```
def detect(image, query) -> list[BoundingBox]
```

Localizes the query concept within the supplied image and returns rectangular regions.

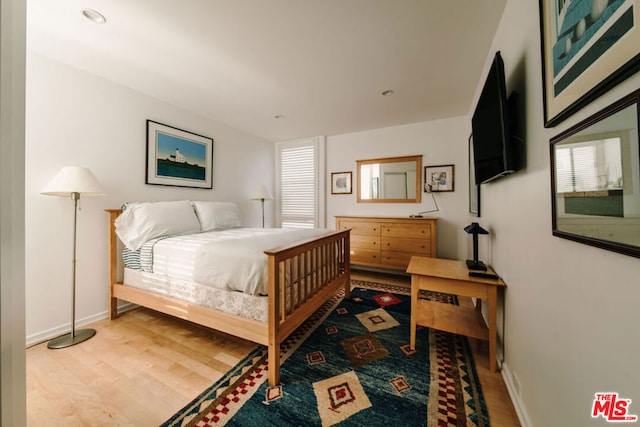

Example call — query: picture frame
[539,0,640,127]
[550,87,640,258]
[468,134,480,216]
[331,171,352,194]
[146,120,214,189]
[424,164,454,192]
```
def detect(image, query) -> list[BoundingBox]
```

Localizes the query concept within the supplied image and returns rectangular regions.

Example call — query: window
[555,137,622,193]
[276,137,325,228]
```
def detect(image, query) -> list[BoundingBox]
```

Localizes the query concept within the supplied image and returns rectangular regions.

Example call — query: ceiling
[27,1,507,142]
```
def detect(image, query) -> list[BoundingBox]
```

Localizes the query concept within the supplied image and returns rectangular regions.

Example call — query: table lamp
[464,222,489,271]
[410,183,440,218]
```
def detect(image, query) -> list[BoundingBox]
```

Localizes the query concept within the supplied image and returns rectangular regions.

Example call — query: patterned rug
[162,280,489,426]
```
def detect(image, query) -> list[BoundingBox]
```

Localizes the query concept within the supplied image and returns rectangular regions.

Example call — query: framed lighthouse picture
[146,120,214,189]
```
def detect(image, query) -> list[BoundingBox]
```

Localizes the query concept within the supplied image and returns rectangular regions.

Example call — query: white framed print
[331,172,352,194]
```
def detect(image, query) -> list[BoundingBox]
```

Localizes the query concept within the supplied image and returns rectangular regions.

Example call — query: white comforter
[151,227,329,296]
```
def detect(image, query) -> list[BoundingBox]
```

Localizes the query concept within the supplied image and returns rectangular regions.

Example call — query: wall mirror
[357,155,422,203]
[551,89,640,258]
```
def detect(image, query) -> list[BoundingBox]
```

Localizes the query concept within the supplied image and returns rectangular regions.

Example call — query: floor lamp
[41,166,105,349]
[251,185,273,228]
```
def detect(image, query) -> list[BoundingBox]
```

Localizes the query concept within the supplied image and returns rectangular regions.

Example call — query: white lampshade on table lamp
[41,166,105,349]
[251,185,273,228]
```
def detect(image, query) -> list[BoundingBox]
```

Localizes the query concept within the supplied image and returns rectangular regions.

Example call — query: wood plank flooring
[27,308,257,426]
[26,271,520,426]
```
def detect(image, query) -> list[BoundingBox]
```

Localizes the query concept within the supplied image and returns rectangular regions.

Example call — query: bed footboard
[265,230,351,386]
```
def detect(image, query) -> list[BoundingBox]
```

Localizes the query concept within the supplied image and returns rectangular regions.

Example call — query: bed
[105,200,350,386]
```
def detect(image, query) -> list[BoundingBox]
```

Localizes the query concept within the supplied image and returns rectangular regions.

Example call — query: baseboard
[472,317,532,427]
[26,301,138,347]
[500,361,534,427]
[480,303,532,426]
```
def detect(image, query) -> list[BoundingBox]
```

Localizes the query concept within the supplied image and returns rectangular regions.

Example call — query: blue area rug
[162,280,489,426]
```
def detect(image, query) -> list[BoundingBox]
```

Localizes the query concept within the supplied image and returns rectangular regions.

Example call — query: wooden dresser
[335,216,437,271]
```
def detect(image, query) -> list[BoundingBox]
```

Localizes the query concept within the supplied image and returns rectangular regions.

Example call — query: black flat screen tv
[471,51,521,184]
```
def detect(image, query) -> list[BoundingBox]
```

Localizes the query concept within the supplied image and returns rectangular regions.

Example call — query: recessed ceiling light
[382,90,394,96]
[82,9,107,24]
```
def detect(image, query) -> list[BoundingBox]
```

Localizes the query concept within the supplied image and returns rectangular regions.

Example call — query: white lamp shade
[251,185,273,201]
[41,166,106,196]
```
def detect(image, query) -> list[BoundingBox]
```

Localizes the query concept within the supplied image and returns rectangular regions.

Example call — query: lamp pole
[251,186,273,228]
[47,192,96,349]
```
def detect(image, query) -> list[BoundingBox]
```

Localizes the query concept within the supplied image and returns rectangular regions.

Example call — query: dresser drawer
[381,223,431,239]
[350,248,380,265]
[380,251,414,269]
[381,236,432,256]
[337,221,381,236]
[350,235,380,251]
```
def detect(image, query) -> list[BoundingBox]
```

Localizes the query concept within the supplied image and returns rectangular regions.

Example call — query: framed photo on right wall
[469,134,480,216]
[539,0,640,127]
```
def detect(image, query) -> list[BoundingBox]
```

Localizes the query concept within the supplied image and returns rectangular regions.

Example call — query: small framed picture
[331,172,352,194]
[146,120,214,189]
[425,164,454,192]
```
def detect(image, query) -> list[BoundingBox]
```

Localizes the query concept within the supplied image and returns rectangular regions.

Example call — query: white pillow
[192,201,241,230]
[115,200,201,250]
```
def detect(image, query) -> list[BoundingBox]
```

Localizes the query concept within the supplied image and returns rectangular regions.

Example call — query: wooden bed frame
[106,209,351,386]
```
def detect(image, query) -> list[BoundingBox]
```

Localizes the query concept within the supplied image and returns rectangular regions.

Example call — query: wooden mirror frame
[550,88,640,258]
[356,155,422,203]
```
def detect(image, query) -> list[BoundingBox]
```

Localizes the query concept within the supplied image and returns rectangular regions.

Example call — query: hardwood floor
[26,308,257,426]
[26,271,520,426]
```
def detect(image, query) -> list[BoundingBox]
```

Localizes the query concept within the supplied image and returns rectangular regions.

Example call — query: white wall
[326,117,474,261]
[25,52,274,344]
[475,1,640,426]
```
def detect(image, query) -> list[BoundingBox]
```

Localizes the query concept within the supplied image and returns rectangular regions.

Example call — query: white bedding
[150,227,329,296]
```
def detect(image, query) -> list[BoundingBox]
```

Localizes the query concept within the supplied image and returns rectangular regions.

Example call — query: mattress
[123,267,269,323]
[122,226,329,296]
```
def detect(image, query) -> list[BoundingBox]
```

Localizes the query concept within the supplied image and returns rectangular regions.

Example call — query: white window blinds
[276,138,324,228]
[556,145,597,193]
[556,137,622,193]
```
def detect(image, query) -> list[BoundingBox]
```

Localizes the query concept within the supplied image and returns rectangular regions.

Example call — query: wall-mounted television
[471,51,523,184]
